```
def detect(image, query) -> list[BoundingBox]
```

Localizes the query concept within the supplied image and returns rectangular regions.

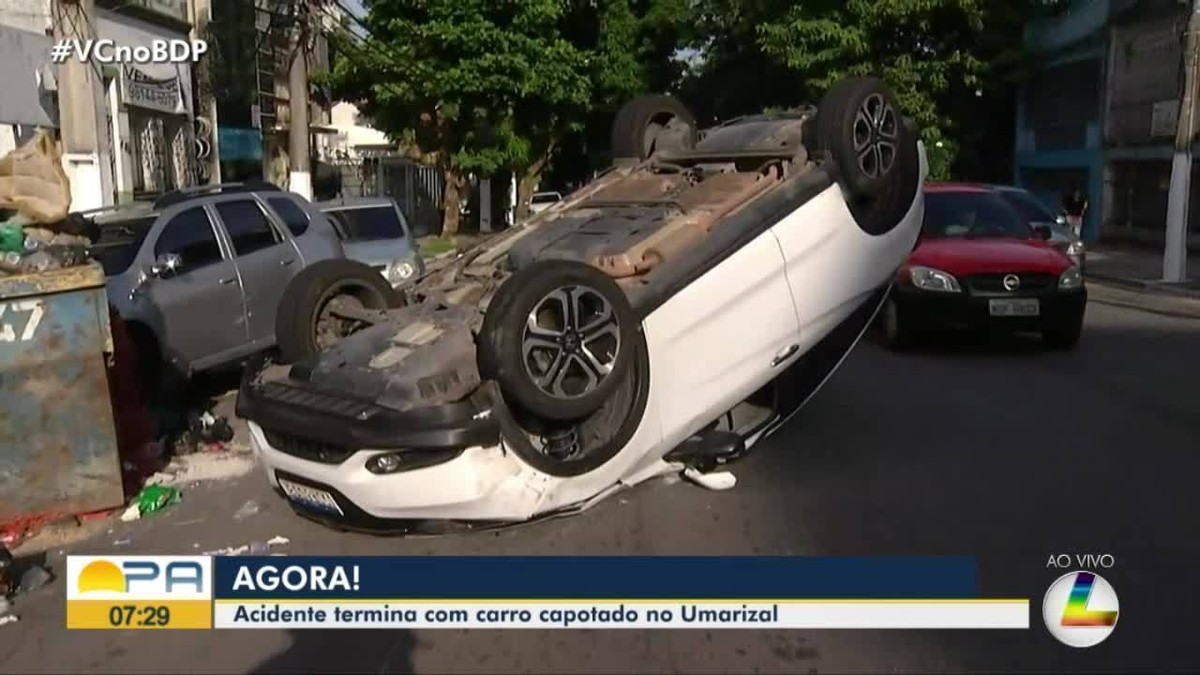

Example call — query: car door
[135,204,248,370]
[643,230,801,442]
[769,185,909,349]
[209,196,301,347]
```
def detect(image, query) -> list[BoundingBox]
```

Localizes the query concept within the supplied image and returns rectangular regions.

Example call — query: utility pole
[51,0,113,210]
[287,1,312,200]
[1163,0,1200,283]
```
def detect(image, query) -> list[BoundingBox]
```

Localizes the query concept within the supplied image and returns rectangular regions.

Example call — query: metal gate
[376,157,444,237]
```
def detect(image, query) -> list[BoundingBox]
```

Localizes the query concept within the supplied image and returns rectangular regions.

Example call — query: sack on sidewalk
[0,130,71,226]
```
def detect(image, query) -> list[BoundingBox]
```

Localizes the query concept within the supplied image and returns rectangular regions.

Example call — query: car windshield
[91,216,156,275]
[922,191,1033,239]
[323,205,406,242]
[997,189,1057,224]
[531,193,560,204]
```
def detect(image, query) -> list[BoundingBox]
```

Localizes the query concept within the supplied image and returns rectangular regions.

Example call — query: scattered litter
[204,535,289,557]
[119,502,141,522]
[682,467,737,491]
[192,543,199,549]
[203,544,249,556]
[0,614,18,626]
[173,518,205,527]
[16,565,52,595]
[232,501,261,521]
[137,484,181,515]
[113,538,132,546]
[153,451,255,484]
[0,547,12,596]
[174,410,237,455]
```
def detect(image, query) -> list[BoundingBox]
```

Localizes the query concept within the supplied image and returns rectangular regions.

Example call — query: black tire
[879,297,915,350]
[611,94,698,161]
[1043,319,1083,350]
[814,76,921,236]
[275,259,398,364]
[478,260,638,421]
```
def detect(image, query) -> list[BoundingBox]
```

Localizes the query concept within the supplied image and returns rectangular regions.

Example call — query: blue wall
[1012,0,1108,242]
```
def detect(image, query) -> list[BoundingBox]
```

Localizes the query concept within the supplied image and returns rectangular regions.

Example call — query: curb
[1085,272,1200,299]
[1086,280,1200,320]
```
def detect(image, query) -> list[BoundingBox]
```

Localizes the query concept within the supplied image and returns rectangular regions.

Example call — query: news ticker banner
[65,555,1029,630]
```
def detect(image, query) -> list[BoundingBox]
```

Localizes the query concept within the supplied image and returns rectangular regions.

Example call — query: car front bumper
[238,378,539,529]
[892,285,1086,332]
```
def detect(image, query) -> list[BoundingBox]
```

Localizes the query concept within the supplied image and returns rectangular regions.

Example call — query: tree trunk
[441,168,463,237]
[515,150,552,223]
[516,172,539,223]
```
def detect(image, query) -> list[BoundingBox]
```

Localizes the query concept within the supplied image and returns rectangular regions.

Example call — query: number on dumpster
[0,300,45,342]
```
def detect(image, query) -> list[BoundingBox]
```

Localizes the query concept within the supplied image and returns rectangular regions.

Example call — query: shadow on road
[250,629,417,674]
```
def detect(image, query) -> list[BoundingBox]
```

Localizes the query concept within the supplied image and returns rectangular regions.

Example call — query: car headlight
[385,258,418,285]
[909,265,961,292]
[1059,265,1083,290]
[1066,241,1085,257]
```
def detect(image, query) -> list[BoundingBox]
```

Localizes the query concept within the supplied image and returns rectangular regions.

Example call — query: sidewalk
[1084,243,1200,319]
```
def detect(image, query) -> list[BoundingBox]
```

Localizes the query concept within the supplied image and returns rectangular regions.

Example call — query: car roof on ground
[923,182,994,193]
[924,182,1031,194]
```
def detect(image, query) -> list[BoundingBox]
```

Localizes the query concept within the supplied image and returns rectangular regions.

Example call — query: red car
[880,183,1086,349]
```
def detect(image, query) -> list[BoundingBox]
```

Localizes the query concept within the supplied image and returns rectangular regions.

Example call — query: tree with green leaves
[681,0,1063,180]
[327,0,688,235]
[327,1,596,235]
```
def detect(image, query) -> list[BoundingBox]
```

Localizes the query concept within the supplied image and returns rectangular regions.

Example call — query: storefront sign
[121,64,183,115]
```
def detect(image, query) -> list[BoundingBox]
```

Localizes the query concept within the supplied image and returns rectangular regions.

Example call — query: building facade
[1104,0,1200,247]
[0,0,58,157]
[1016,0,1200,247]
[205,0,334,187]
[97,0,197,203]
[1013,0,1110,242]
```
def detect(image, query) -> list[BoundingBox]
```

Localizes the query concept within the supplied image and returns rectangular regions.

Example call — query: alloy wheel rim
[522,285,621,399]
[852,93,899,179]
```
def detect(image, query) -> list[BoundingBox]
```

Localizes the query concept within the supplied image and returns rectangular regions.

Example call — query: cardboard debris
[0,130,71,225]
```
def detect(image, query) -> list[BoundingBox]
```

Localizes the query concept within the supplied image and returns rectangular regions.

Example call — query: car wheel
[611,94,698,161]
[1042,319,1083,350]
[814,76,920,236]
[275,259,400,364]
[478,259,638,421]
[879,298,914,350]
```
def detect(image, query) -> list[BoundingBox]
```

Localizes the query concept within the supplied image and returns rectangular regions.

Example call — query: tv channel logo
[1042,571,1119,648]
[66,556,211,601]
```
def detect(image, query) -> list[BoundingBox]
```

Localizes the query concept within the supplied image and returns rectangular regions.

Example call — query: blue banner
[218,127,263,162]
[213,556,978,600]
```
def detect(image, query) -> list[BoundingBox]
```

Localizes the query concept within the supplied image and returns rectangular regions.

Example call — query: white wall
[0,0,50,35]
[96,8,194,109]
[327,101,393,157]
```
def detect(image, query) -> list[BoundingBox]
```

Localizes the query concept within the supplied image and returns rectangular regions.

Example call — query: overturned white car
[236,76,928,532]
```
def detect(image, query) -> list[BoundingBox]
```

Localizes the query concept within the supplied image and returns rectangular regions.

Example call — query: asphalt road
[1,299,1197,674]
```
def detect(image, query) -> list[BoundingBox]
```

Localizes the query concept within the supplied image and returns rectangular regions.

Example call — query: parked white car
[528,191,563,214]
[237,76,928,531]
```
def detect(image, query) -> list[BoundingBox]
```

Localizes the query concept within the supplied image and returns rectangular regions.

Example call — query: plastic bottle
[0,223,23,253]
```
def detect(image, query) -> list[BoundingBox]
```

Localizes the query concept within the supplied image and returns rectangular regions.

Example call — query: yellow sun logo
[76,560,126,594]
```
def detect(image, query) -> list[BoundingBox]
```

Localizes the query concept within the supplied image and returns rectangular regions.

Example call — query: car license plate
[988,298,1040,317]
[278,478,344,515]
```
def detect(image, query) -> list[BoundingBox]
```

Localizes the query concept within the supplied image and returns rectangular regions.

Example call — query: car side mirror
[1032,224,1053,240]
[150,252,183,277]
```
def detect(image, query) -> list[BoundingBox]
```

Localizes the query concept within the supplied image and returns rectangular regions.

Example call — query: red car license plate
[988,298,1039,317]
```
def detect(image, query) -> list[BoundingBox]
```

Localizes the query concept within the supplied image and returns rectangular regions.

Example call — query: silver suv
[90,182,404,387]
